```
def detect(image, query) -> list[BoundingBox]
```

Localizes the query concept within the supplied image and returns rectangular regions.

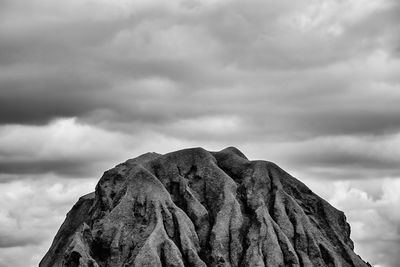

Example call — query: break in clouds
[0,0,399,266]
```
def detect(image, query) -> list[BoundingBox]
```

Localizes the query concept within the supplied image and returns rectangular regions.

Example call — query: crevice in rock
[160,244,167,267]
[319,244,336,267]
[236,183,257,267]
[91,238,111,266]
[64,251,81,267]
[171,211,189,266]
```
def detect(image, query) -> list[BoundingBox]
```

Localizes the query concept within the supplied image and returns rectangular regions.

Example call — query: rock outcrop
[41,147,370,267]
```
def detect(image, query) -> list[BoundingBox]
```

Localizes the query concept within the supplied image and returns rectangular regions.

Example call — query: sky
[0,0,399,266]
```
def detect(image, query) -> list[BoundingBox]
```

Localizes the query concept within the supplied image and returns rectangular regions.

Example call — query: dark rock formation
[41,147,370,267]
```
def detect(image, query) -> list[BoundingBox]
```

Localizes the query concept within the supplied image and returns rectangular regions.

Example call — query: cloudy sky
[0,0,399,266]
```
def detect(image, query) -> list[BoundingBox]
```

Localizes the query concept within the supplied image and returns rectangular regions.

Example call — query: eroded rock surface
[41,147,370,267]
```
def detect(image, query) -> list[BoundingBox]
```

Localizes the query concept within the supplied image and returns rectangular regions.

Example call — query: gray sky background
[0,0,399,266]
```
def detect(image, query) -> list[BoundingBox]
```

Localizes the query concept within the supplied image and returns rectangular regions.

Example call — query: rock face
[41,147,370,267]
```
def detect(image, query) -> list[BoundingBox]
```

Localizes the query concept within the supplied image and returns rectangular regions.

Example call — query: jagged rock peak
[41,147,371,267]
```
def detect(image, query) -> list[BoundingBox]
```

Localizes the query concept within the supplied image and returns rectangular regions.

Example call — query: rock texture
[41,147,371,267]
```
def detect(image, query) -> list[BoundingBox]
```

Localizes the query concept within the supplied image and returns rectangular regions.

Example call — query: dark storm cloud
[242,132,400,183]
[1,0,399,140]
[0,233,42,248]
[0,0,399,178]
[0,159,100,177]
[0,80,106,124]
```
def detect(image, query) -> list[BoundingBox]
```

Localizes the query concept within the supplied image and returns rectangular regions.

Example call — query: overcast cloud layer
[0,0,400,266]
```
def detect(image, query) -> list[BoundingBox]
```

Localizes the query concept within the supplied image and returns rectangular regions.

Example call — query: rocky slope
[40,147,370,267]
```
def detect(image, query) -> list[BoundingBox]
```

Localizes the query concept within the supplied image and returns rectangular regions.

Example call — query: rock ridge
[40,147,371,267]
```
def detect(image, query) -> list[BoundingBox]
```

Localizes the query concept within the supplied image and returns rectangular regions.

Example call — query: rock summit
[41,147,370,267]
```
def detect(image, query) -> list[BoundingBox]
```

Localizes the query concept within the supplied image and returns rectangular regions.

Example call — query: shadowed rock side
[40,147,371,267]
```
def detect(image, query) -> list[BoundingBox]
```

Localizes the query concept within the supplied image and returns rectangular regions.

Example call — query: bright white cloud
[327,178,400,267]
[0,118,122,160]
[0,175,96,267]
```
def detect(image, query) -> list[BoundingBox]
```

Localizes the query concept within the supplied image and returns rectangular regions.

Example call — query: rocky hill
[40,147,370,267]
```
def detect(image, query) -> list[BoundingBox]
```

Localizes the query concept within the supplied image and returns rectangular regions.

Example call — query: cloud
[0,0,399,139]
[0,118,134,177]
[0,176,96,267]
[0,117,207,179]
[328,179,400,267]
[238,132,400,184]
